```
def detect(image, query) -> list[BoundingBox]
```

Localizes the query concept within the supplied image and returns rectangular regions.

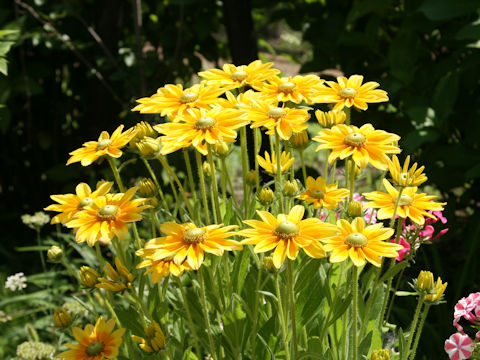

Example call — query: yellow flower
[136,222,241,270]
[136,257,191,284]
[313,124,401,170]
[96,257,133,292]
[44,182,114,225]
[298,176,350,209]
[315,109,346,127]
[248,100,310,140]
[253,75,324,104]
[213,89,269,110]
[239,205,338,269]
[313,74,388,111]
[415,270,435,292]
[322,217,402,267]
[131,321,165,353]
[388,155,427,187]
[198,60,280,90]
[154,107,249,155]
[132,83,225,119]
[425,277,447,303]
[363,179,446,225]
[66,187,149,246]
[257,151,294,175]
[56,317,125,360]
[67,125,136,166]
[53,308,72,328]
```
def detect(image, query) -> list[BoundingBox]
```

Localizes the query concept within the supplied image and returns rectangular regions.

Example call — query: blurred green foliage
[1,0,480,358]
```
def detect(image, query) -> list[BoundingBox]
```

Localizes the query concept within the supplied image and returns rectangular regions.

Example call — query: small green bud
[53,308,72,328]
[246,170,257,185]
[289,130,309,148]
[259,188,274,206]
[264,256,277,273]
[47,245,63,263]
[283,180,299,197]
[79,266,99,288]
[415,270,435,293]
[138,178,157,198]
[371,349,390,360]
[347,201,363,217]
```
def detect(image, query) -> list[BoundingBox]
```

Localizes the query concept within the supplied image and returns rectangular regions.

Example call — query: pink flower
[390,237,410,261]
[445,333,473,360]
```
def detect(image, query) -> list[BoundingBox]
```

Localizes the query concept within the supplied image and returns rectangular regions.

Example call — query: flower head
[21,212,50,230]
[79,266,100,288]
[315,109,346,128]
[257,151,294,175]
[66,187,149,246]
[53,308,72,328]
[132,83,225,120]
[389,155,427,187]
[137,222,241,270]
[425,277,447,303]
[445,333,473,360]
[5,272,27,291]
[313,75,388,111]
[96,258,133,292]
[363,179,446,225]
[136,257,191,283]
[298,176,350,209]
[253,75,324,104]
[322,217,403,267]
[198,60,280,90]
[313,124,401,170]
[154,107,249,155]
[56,316,125,360]
[239,205,338,269]
[131,321,165,353]
[45,182,113,225]
[67,125,136,166]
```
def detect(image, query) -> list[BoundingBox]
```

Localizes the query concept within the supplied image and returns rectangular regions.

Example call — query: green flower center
[398,194,413,206]
[78,197,94,209]
[267,107,287,119]
[183,228,207,244]
[339,87,357,99]
[180,91,198,103]
[274,221,299,239]
[278,81,296,93]
[231,70,247,82]
[98,205,118,220]
[345,232,368,248]
[194,116,217,130]
[96,139,112,150]
[86,341,105,356]
[310,189,325,200]
[344,132,366,147]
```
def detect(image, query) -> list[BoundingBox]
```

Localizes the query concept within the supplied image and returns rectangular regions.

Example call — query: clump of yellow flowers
[44,60,448,360]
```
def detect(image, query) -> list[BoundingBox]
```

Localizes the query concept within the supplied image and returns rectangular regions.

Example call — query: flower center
[274,221,299,239]
[345,232,368,248]
[194,116,217,130]
[310,189,325,200]
[180,91,198,104]
[400,172,408,181]
[98,205,118,220]
[267,107,287,120]
[96,139,112,150]
[344,132,366,147]
[398,194,413,206]
[278,81,296,93]
[183,228,207,244]
[78,197,94,209]
[339,87,357,99]
[86,341,105,356]
[231,70,247,82]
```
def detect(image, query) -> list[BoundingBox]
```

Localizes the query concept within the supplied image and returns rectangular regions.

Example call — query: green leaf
[358,330,373,359]
[232,248,250,294]
[0,58,7,76]
[432,70,460,125]
[14,245,51,252]
[398,327,406,358]
[379,261,410,283]
[114,305,145,336]
[0,41,15,56]
[419,0,479,20]
[0,30,20,38]
[395,291,418,297]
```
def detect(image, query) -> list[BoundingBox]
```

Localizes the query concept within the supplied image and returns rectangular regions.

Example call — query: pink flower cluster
[445,293,480,360]
[420,210,449,242]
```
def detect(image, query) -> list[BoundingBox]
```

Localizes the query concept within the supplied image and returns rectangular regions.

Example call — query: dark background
[1,0,480,357]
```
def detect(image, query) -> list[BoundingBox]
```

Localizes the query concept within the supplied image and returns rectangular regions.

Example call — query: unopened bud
[130,121,157,148]
[347,201,363,217]
[264,256,276,273]
[371,349,390,360]
[259,188,274,206]
[136,137,161,157]
[214,141,229,156]
[246,170,257,185]
[138,178,156,198]
[415,270,434,293]
[283,180,298,197]
[203,161,212,177]
[315,109,346,127]
[47,246,63,263]
[147,197,159,208]
[79,266,99,288]
[289,130,309,148]
[53,308,72,328]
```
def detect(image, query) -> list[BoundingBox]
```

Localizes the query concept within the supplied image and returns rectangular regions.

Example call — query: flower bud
[130,121,157,148]
[283,180,299,197]
[347,201,363,218]
[246,170,257,186]
[425,277,447,304]
[289,130,309,149]
[53,308,72,328]
[264,256,277,273]
[259,188,274,206]
[415,270,435,293]
[203,161,212,177]
[131,321,165,353]
[79,266,99,288]
[138,178,157,198]
[315,109,346,127]
[214,141,229,156]
[47,245,63,263]
[136,137,161,157]
[371,349,390,360]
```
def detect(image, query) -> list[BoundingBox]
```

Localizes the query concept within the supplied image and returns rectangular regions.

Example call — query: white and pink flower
[445,333,473,360]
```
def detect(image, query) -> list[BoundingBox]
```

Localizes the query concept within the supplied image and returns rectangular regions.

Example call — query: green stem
[299,148,307,185]
[207,144,222,222]
[349,159,355,202]
[198,267,217,359]
[222,157,239,208]
[385,267,406,325]
[408,304,430,360]
[324,150,330,180]
[141,158,171,219]
[254,128,261,191]
[275,274,290,360]
[240,126,250,217]
[287,260,298,359]
[195,150,211,224]
[183,149,198,204]
[95,243,105,268]
[390,187,405,228]
[405,295,425,360]
[250,256,263,360]
[352,265,359,360]
[275,133,284,213]
[345,107,351,125]
[36,231,46,272]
